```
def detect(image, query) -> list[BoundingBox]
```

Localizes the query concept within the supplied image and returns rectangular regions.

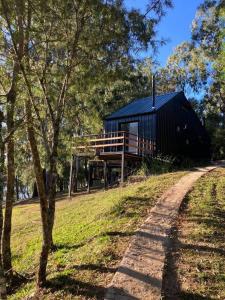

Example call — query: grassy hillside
[163,168,225,299]
[10,171,186,299]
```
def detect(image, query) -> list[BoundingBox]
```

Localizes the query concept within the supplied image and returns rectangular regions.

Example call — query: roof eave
[105,109,157,121]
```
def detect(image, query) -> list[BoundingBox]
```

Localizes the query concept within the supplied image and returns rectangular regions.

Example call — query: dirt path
[104,166,218,300]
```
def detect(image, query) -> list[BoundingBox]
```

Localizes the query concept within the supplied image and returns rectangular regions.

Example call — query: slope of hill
[162,168,225,299]
[10,171,186,300]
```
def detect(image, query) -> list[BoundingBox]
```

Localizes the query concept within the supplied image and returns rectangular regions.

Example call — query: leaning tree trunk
[2,0,24,278]
[1,0,50,288]
[0,111,7,299]
[25,99,50,287]
[2,89,16,278]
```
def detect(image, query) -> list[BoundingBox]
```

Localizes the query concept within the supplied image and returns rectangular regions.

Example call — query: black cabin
[104,91,211,160]
[72,91,211,193]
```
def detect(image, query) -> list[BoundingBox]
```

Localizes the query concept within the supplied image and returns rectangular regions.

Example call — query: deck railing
[74,131,156,157]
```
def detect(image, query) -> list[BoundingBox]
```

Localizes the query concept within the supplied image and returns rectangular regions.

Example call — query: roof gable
[105,91,182,120]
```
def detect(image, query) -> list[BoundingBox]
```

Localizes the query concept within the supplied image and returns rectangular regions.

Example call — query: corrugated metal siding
[156,93,211,158]
[104,114,156,140]
[156,98,176,155]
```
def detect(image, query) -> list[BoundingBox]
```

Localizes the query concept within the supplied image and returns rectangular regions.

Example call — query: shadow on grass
[103,231,134,237]
[46,274,105,299]
[109,195,153,218]
[106,286,139,299]
[181,242,225,256]
[73,263,117,273]
[49,275,140,300]
[162,233,225,300]
[52,230,135,253]
[51,242,85,252]
[179,291,213,300]
[7,272,34,296]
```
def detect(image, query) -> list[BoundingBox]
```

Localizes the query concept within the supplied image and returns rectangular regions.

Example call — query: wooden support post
[121,132,125,185]
[73,156,79,193]
[108,166,112,186]
[87,163,91,193]
[104,161,107,190]
[84,158,88,186]
[121,152,125,185]
[68,154,74,197]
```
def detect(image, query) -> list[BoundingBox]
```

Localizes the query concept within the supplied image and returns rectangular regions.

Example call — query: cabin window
[184,124,188,130]
[186,139,190,145]
[119,121,139,154]
[176,125,181,132]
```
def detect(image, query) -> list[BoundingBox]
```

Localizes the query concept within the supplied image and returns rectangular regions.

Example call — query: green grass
[165,168,225,300]
[10,171,186,299]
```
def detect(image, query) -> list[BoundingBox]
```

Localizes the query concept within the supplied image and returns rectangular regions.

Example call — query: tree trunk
[48,174,56,249]
[1,0,25,279]
[0,112,7,299]
[15,176,19,201]
[2,89,16,277]
[25,99,50,287]
[48,126,60,249]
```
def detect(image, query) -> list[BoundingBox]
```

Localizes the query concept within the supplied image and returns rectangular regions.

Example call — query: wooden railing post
[142,137,144,156]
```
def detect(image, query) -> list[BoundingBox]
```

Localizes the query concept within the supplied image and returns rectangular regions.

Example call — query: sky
[125,0,203,66]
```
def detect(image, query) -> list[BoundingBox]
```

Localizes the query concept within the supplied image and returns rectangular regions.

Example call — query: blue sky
[125,0,203,66]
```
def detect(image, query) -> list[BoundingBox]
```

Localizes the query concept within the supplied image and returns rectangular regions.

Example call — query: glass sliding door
[120,121,139,154]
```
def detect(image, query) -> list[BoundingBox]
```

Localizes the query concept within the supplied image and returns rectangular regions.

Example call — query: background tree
[191,0,225,158]
[156,42,208,94]
[0,110,7,299]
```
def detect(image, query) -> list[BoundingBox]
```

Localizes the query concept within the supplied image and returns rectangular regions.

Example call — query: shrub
[150,154,176,174]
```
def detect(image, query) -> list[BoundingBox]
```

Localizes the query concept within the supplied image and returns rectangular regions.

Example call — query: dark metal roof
[105,91,181,120]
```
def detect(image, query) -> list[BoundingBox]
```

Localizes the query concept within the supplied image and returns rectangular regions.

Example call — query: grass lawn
[162,168,225,300]
[10,171,186,300]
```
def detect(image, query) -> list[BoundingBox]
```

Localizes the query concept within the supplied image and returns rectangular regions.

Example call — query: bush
[150,154,176,174]
[134,154,176,176]
[134,153,209,177]
[135,160,151,176]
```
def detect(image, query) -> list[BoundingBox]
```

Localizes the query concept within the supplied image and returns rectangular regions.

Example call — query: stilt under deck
[69,131,155,195]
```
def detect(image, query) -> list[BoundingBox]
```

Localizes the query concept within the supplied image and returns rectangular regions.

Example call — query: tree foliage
[191,0,225,158]
[0,0,173,295]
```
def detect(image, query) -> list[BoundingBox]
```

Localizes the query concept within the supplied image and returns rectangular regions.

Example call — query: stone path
[105,166,218,300]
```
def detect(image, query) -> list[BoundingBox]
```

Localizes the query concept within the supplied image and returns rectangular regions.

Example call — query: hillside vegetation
[10,171,186,299]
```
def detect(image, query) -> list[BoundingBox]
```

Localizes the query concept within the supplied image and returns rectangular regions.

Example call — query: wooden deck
[73,131,156,158]
[69,131,156,195]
